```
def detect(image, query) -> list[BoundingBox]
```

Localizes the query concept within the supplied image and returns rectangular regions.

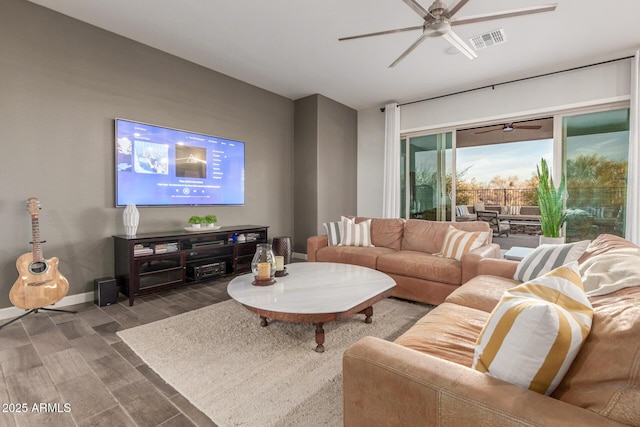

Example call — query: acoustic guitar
[9,198,69,310]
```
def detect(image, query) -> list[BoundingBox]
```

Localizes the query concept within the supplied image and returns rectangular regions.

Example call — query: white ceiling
[27,0,640,110]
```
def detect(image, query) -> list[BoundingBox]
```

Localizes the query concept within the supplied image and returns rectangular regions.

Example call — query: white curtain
[382,103,401,218]
[627,50,640,244]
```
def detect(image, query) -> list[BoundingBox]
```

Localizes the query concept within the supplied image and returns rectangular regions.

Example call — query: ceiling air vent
[469,29,507,50]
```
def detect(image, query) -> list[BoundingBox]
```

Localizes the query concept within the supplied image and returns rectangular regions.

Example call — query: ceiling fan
[339,0,557,68]
[474,123,543,134]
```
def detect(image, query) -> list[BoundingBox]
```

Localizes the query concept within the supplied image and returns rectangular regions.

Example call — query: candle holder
[274,255,288,277]
[275,267,288,278]
[251,243,277,286]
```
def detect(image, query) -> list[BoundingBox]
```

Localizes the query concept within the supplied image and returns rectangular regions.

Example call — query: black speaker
[94,277,118,307]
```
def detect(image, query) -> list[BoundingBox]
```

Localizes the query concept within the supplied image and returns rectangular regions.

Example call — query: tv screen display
[115,119,245,207]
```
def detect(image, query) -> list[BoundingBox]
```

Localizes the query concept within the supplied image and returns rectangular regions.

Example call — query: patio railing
[454,186,625,208]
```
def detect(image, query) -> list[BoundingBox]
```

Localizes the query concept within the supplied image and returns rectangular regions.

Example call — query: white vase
[539,236,565,245]
[123,204,139,236]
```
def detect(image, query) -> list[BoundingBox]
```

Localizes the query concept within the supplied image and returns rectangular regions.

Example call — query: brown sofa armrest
[461,243,501,283]
[477,257,520,279]
[343,336,624,427]
[306,235,328,262]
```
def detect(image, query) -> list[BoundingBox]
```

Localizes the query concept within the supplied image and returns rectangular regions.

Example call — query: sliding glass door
[398,106,630,237]
[562,108,630,241]
[400,132,453,221]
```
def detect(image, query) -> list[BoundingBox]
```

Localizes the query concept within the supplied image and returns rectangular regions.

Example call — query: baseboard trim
[0,291,95,321]
[1,257,309,321]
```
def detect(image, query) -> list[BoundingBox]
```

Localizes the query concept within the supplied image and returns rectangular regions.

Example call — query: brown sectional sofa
[343,234,640,426]
[307,218,501,305]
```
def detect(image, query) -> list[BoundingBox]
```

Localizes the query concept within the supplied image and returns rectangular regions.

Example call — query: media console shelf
[113,225,268,305]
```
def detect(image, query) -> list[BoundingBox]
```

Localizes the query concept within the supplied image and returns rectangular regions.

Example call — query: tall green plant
[536,158,567,238]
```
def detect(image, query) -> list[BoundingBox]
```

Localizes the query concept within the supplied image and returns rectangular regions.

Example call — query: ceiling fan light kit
[339,0,557,67]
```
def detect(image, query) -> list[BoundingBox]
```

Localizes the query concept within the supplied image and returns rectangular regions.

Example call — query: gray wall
[293,96,319,253]
[293,95,357,253]
[0,0,294,309]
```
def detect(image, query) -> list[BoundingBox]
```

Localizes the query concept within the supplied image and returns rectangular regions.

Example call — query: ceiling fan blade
[446,0,470,18]
[401,0,430,19]
[514,125,543,130]
[475,127,500,134]
[339,25,423,41]
[451,4,557,26]
[389,33,428,68]
[442,30,477,60]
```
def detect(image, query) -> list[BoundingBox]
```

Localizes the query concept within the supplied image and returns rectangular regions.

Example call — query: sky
[456,139,553,184]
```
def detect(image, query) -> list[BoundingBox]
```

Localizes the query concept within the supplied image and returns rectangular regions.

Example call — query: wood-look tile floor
[0,278,234,427]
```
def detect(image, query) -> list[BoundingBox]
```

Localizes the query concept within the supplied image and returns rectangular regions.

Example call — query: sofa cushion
[437,226,489,261]
[395,302,489,367]
[473,263,593,395]
[315,246,395,270]
[552,286,640,426]
[357,217,405,251]
[473,202,485,212]
[377,250,463,286]
[445,275,518,313]
[339,216,373,247]
[401,220,491,254]
[519,206,541,216]
[322,221,342,246]
[513,240,589,282]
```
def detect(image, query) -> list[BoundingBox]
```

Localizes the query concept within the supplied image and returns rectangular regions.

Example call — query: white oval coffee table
[227,262,396,352]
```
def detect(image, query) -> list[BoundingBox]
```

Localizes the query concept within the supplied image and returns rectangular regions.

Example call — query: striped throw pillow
[473,262,593,395]
[513,240,589,282]
[455,205,470,216]
[436,226,488,261]
[322,221,342,246]
[339,217,374,247]
[509,205,521,215]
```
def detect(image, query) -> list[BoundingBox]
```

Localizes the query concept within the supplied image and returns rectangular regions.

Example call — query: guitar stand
[0,307,78,331]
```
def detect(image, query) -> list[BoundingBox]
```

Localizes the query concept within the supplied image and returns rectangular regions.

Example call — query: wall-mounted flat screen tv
[115,118,245,207]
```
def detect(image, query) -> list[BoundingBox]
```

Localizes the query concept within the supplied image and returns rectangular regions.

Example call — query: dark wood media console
[113,225,268,305]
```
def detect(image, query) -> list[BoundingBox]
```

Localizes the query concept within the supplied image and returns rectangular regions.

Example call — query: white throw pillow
[436,226,488,261]
[473,262,593,395]
[473,202,485,212]
[579,247,640,296]
[513,240,589,282]
[339,216,374,247]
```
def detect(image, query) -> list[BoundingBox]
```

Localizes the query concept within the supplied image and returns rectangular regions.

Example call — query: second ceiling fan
[339,0,557,68]
[475,123,543,134]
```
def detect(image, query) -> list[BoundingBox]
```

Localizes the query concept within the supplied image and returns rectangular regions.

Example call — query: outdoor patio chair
[476,210,510,237]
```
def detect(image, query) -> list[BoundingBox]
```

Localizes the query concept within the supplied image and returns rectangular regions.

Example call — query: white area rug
[117,297,431,426]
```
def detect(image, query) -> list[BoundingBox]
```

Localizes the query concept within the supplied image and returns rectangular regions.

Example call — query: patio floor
[493,232,539,250]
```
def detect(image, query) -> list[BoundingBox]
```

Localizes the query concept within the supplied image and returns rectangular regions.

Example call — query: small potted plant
[536,158,567,244]
[204,214,218,228]
[188,215,204,229]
